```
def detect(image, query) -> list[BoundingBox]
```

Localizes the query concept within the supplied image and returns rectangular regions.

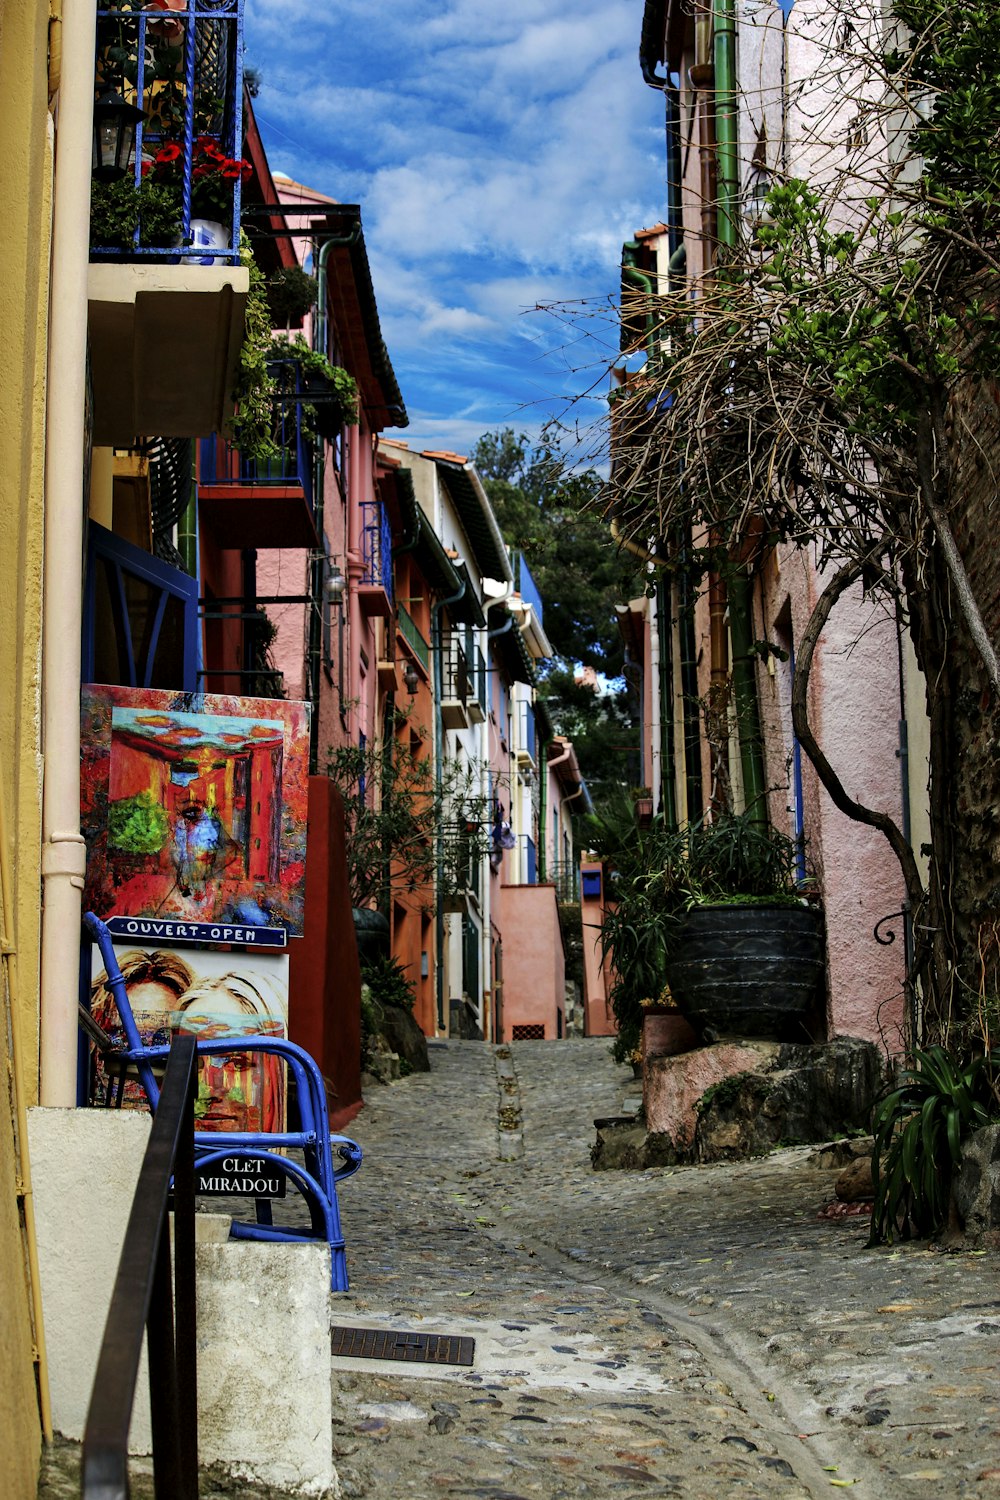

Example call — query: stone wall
[948,375,1000,987]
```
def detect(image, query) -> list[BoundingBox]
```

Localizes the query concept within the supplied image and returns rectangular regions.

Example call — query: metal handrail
[83,1034,199,1500]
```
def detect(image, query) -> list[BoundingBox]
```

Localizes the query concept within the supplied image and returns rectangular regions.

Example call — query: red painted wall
[288,776,363,1128]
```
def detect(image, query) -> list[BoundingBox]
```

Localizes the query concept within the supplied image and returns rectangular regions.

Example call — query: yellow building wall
[0,0,55,1486]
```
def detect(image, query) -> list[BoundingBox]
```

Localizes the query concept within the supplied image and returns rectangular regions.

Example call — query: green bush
[360,952,416,1013]
[869,1045,1000,1244]
[90,177,181,251]
[585,793,804,1063]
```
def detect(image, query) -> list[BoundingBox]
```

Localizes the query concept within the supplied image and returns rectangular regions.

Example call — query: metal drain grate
[331,1326,475,1366]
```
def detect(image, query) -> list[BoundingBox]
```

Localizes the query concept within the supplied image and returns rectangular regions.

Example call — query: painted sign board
[195,1156,288,1197]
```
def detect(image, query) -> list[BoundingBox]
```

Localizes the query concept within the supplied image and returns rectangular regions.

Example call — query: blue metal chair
[84,912,361,1291]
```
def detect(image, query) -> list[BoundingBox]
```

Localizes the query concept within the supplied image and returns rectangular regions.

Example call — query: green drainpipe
[656,573,678,829]
[621,241,657,360]
[714,0,768,824]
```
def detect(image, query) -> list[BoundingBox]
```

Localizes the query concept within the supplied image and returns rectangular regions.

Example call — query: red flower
[155,142,184,165]
[195,136,225,161]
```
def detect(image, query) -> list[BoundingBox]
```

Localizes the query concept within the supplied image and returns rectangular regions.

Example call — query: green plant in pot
[269,335,359,441]
[587,792,821,1060]
[90,175,182,254]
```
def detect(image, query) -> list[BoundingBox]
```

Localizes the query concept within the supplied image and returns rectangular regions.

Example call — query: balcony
[440,638,474,731]
[441,819,483,912]
[88,0,249,444]
[196,361,317,548]
[515,700,537,766]
[466,643,487,725]
[357,500,393,619]
[398,605,430,674]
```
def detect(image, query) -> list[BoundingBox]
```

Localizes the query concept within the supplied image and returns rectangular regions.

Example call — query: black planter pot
[665,901,825,1042]
[352,907,390,967]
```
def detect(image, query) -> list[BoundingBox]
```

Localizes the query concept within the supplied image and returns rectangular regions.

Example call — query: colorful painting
[89,943,289,1133]
[82,687,310,935]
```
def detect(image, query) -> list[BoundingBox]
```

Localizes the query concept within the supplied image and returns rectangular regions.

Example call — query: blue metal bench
[84,912,361,1291]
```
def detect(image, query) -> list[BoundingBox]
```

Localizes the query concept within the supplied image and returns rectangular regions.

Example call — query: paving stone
[40,1038,1000,1497]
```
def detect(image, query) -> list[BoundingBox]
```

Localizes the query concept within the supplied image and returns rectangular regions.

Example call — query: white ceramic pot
[182,219,229,266]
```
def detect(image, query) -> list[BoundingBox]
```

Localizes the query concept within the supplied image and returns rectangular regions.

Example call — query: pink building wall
[759,548,906,1049]
[499,883,566,1039]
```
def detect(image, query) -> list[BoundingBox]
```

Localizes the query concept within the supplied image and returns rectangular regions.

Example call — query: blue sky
[244,0,667,457]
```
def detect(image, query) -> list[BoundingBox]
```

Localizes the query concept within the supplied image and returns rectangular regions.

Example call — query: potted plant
[631,786,654,826]
[267,266,318,326]
[586,792,823,1058]
[269,335,359,440]
[90,174,182,257]
[147,136,252,261]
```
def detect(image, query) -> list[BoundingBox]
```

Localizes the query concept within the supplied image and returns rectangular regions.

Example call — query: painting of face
[89,943,289,1131]
[82,687,310,934]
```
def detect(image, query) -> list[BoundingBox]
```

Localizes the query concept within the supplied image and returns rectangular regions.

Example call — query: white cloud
[244,0,663,449]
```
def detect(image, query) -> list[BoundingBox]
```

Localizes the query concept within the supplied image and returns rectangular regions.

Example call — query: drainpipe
[621,241,657,359]
[648,584,663,812]
[39,0,97,1105]
[678,534,704,824]
[311,228,361,757]
[714,0,768,824]
[539,738,569,888]
[432,574,467,1033]
[656,574,678,828]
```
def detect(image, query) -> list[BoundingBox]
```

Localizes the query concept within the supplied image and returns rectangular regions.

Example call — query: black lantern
[402,661,420,696]
[92,89,145,182]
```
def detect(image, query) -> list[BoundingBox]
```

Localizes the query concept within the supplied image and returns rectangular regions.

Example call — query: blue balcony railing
[198,361,314,514]
[360,500,393,605]
[92,0,245,264]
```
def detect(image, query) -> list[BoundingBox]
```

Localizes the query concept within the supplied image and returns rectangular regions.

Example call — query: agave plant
[869,1045,1000,1245]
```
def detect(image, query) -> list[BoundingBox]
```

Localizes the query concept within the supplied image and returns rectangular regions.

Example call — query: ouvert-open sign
[196,1155,287,1197]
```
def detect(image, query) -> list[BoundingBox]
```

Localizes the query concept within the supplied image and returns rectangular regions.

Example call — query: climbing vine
[603,0,1000,1051]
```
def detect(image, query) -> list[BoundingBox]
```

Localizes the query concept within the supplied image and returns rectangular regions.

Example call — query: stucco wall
[759,549,906,1049]
[0,0,54,1487]
[498,884,565,1039]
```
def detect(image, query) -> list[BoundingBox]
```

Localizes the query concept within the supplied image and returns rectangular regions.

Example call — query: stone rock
[646,1041,777,1153]
[954,1123,1000,1247]
[590,1117,678,1171]
[835,1155,874,1202]
[807,1136,874,1169]
[362,1034,400,1086]
[378,1004,430,1072]
[693,1036,884,1163]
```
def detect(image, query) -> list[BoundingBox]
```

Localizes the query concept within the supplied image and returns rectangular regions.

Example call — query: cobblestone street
[325,1038,1000,1499]
[38,1037,1000,1499]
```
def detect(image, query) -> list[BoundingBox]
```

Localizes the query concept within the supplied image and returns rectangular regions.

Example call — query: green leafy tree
[474,426,642,784]
[473,426,642,675]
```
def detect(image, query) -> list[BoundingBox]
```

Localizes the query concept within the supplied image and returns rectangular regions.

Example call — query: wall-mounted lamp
[402,661,420,696]
[743,165,775,225]
[325,564,346,604]
[92,88,145,182]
